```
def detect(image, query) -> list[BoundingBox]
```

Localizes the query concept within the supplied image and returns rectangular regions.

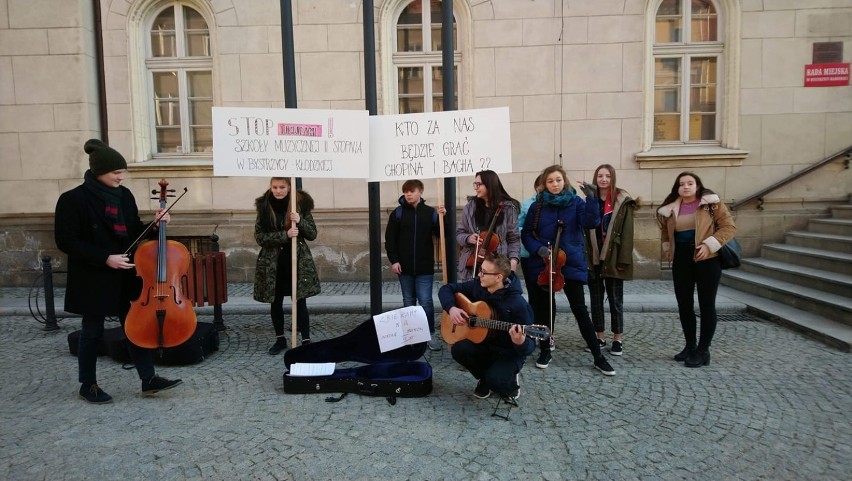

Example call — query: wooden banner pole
[290,176,298,348]
[437,179,448,284]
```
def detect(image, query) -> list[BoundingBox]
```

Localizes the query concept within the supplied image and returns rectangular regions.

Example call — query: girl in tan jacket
[656,172,735,368]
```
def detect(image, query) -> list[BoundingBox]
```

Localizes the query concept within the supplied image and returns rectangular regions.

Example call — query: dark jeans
[398,273,436,333]
[588,265,624,334]
[451,340,522,397]
[78,314,155,385]
[672,243,722,350]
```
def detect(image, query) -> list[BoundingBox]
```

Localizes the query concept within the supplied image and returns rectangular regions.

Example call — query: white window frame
[127,0,218,167]
[380,0,473,115]
[637,0,747,167]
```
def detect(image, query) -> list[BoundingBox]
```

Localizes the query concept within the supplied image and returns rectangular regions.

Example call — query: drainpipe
[93,0,108,142]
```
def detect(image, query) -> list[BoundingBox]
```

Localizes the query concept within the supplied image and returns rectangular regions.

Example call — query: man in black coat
[55,139,182,404]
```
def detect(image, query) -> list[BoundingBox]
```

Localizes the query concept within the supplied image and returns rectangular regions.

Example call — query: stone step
[808,218,852,236]
[717,286,852,352]
[785,231,852,254]
[761,243,852,275]
[740,257,852,297]
[721,270,852,326]
[831,204,852,219]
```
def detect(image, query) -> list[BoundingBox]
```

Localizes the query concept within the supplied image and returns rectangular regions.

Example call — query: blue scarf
[542,189,576,207]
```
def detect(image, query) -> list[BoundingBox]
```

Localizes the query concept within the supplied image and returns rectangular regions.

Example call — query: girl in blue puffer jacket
[521,164,614,376]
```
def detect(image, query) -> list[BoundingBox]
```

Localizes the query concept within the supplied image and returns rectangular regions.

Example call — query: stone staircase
[720,201,852,352]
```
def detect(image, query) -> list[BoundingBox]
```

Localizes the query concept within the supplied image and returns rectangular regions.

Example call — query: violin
[466,203,504,270]
[537,221,566,292]
[125,179,197,349]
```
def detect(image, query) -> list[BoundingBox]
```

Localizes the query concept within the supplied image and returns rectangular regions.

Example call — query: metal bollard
[210,233,227,331]
[41,256,60,331]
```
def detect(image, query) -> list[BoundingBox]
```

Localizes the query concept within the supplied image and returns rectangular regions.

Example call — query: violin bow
[547,241,554,336]
[471,223,481,275]
[123,187,188,256]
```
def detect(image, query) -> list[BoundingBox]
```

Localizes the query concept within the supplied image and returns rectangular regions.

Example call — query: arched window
[389,0,462,114]
[637,0,745,166]
[653,0,721,144]
[145,3,213,155]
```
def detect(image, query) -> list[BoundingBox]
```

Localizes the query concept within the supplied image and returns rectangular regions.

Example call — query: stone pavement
[0,279,747,318]
[0,282,850,480]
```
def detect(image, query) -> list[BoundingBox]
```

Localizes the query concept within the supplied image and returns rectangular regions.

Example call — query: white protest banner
[368,107,511,182]
[212,107,370,178]
[373,306,432,353]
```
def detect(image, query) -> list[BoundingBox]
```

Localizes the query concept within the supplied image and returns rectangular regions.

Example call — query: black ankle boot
[684,349,710,367]
[268,337,287,355]
[674,346,695,362]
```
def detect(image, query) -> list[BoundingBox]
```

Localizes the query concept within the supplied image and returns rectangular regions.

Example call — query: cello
[466,203,504,273]
[125,179,197,349]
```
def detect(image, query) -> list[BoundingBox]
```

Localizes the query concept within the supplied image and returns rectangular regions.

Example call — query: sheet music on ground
[288,362,335,376]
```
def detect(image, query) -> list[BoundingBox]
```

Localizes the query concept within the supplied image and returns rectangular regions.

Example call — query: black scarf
[83,169,127,237]
[268,195,290,230]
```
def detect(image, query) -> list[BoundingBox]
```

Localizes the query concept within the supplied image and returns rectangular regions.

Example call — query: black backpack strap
[325,392,348,403]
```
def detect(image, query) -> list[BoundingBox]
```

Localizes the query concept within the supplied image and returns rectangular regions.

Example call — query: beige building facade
[0,0,850,286]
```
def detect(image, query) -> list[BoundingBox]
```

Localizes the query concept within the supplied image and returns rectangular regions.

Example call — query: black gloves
[537,246,550,258]
[580,182,598,198]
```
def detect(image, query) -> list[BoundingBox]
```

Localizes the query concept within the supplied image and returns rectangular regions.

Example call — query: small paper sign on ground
[373,306,432,353]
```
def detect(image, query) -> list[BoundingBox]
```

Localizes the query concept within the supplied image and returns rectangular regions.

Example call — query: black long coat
[54,181,147,317]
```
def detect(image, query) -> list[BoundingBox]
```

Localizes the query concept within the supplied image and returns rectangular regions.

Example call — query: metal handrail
[731,144,852,211]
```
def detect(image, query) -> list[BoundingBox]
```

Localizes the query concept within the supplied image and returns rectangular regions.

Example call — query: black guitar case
[68,322,219,365]
[282,317,432,400]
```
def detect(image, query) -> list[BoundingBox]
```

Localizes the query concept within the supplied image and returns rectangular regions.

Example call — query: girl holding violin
[518,174,556,353]
[253,177,321,355]
[456,170,521,281]
[521,164,615,376]
[55,139,182,404]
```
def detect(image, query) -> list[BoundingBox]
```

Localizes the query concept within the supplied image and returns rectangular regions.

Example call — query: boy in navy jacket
[385,179,445,350]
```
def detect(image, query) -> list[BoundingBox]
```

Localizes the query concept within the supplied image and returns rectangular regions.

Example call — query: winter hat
[84,139,127,175]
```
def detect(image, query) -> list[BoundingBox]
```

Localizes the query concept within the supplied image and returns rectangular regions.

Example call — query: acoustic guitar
[440,292,550,345]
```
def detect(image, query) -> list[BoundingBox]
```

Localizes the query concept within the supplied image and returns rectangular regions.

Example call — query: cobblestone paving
[1,311,849,480]
[0,280,678,300]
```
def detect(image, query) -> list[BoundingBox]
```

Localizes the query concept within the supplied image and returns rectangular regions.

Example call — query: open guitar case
[282,317,432,404]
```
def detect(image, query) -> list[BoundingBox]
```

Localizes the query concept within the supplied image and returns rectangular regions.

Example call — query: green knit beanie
[85,139,127,175]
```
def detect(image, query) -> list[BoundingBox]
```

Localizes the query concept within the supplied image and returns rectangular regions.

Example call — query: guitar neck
[469,316,521,334]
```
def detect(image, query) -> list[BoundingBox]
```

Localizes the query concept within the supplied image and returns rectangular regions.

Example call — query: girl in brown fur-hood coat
[656,172,735,369]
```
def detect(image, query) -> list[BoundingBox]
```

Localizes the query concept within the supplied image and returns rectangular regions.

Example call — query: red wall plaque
[804,63,850,87]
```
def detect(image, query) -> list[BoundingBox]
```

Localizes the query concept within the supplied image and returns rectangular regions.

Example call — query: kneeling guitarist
[439,252,536,402]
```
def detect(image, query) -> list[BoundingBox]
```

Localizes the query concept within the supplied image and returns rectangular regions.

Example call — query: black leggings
[271,255,309,338]
[672,243,721,350]
[588,265,624,334]
[559,280,604,358]
[271,296,309,339]
[525,262,602,359]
